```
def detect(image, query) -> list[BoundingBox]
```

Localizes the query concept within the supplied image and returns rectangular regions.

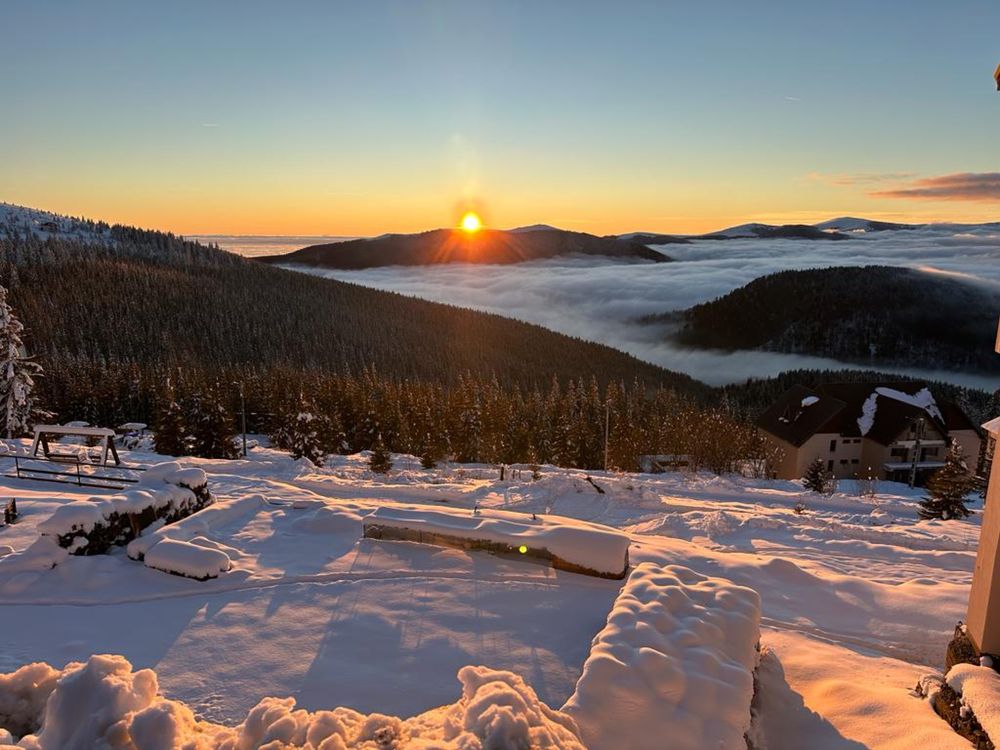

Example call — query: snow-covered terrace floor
[0,447,988,748]
[0,468,620,723]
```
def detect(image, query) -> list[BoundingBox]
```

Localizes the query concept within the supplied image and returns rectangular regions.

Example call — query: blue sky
[2,1,998,234]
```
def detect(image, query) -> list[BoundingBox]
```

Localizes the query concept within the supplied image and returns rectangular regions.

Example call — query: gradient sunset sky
[2,1,998,235]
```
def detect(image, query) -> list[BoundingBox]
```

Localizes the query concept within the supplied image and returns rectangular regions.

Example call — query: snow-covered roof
[857,387,943,437]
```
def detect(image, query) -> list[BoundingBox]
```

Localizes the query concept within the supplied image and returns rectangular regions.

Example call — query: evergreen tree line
[0,230,698,394]
[116,366,779,474]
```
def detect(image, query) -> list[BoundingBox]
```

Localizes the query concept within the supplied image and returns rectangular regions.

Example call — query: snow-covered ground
[0,445,984,748]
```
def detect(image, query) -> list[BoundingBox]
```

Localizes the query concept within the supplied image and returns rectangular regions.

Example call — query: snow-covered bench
[363,506,630,579]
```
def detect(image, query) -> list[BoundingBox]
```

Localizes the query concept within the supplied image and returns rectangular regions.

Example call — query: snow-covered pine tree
[0,285,42,438]
[369,432,392,474]
[419,432,439,469]
[317,409,346,456]
[919,441,976,520]
[288,406,324,466]
[189,388,239,459]
[802,457,829,494]
[153,385,188,456]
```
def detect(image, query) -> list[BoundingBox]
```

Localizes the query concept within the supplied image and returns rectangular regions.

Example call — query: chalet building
[757,383,982,484]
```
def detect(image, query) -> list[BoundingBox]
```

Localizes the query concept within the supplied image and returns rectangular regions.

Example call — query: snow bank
[143,539,231,580]
[947,663,1000,743]
[563,562,761,750]
[32,462,212,556]
[364,505,630,578]
[0,662,62,739]
[0,655,585,749]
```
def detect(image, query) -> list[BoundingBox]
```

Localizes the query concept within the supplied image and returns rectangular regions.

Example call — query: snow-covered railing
[35,462,212,556]
[363,506,630,579]
[563,563,761,750]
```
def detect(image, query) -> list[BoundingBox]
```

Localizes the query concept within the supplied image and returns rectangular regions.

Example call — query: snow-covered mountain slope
[0,202,113,244]
[0,445,981,748]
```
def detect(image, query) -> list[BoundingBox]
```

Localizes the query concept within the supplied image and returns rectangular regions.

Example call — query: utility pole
[234,381,247,457]
[603,400,610,472]
[908,416,924,488]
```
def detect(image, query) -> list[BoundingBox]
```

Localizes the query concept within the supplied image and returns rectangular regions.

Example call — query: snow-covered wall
[364,505,630,579]
[563,563,761,750]
[34,463,211,557]
[0,655,587,749]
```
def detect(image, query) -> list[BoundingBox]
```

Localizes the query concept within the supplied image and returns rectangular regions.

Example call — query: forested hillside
[260,226,669,269]
[0,223,703,431]
[660,266,1000,373]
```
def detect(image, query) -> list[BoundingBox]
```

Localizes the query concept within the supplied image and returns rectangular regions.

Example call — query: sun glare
[460,211,483,233]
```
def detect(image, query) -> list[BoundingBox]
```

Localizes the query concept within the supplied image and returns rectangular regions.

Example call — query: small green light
[518,545,528,554]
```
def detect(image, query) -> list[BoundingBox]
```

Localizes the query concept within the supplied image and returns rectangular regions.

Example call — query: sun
[460,211,483,233]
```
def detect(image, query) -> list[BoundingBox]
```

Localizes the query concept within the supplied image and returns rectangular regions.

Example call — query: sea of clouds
[256,225,1000,389]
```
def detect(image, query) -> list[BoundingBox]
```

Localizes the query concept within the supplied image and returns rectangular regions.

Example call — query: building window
[829,439,837,452]
[891,447,907,458]
[827,460,834,472]
[840,459,848,465]
[851,459,859,464]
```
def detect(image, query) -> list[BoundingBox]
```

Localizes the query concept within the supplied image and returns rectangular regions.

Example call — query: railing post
[965,317,1000,654]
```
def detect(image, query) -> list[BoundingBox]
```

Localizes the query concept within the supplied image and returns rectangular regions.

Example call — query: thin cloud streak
[871,172,1000,202]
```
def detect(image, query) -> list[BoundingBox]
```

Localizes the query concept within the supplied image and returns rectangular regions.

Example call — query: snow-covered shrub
[0,655,585,749]
[35,462,212,556]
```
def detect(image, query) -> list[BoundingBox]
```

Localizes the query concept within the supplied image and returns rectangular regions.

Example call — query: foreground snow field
[0,445,984,748]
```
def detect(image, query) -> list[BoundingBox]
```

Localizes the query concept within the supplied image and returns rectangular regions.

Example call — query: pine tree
[369,433,392,474]
[288,404,325,466]
[419,432,439,469]
[0,285,42,438]
[919,442,976,520]
[189,388,239,459]
[802,458,830,494]
[153,385,188,456]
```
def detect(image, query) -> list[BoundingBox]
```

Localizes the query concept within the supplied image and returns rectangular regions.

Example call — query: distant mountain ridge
[259,227,671,269]
[618,216,1000,245]
[647,265,1000,374]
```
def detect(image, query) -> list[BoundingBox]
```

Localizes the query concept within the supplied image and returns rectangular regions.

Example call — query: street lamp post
[234,381,247,458]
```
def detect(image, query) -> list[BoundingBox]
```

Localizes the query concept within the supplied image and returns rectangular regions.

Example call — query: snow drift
[0,655,585,749]
[563,562,762,750]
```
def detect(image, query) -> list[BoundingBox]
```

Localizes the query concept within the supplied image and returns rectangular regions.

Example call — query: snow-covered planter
[938,663,999,749]
[35,462,212,556]
[0,655,586,749]
[563,563,762,750]
[363,506,630,579]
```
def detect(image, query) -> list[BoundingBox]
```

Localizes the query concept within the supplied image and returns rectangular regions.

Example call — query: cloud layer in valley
[278,225,1000,389]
